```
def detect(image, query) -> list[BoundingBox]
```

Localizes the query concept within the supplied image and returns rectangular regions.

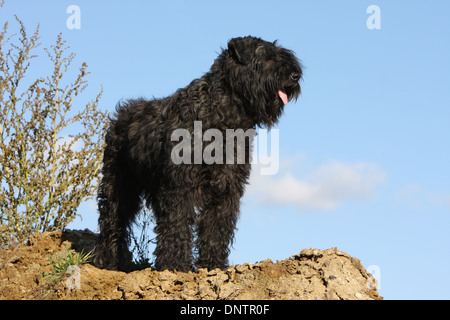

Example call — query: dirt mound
[0,230,382,300]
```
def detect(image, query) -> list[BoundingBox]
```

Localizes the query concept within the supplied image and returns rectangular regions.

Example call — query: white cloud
[247,159,386,210]
[395,184,450,210]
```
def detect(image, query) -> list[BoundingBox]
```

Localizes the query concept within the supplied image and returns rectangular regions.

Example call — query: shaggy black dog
[92,36,302,272]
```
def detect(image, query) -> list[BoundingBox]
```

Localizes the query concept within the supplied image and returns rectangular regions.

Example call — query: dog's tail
[92,108,141,271]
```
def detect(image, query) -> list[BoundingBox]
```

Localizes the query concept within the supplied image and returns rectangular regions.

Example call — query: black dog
[92,36,302,272]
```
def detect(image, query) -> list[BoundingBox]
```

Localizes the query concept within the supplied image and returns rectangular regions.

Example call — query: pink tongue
[278,90,288,105]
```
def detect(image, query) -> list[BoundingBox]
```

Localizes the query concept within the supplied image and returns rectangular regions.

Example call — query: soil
[0,230,382,300]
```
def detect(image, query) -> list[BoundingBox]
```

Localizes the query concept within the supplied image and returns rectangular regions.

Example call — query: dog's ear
[228,37,254,65]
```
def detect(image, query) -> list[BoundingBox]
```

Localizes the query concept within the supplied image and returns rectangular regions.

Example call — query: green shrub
[0,3,108,247]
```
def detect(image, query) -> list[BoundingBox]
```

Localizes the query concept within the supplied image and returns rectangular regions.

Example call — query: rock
[0,231,383,300]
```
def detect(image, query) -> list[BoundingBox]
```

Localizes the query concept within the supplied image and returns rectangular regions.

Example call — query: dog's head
[217,36,302,127]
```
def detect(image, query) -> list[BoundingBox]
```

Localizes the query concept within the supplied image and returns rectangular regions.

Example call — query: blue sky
[2,1,449,299]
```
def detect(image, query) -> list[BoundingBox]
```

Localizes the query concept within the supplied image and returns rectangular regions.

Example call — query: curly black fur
[92,36,302,272]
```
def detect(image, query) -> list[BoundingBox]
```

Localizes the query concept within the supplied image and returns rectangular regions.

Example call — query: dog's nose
[290,73,300,82]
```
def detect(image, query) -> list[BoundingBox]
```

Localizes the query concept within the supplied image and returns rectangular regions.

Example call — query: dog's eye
[290,73,300,81]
